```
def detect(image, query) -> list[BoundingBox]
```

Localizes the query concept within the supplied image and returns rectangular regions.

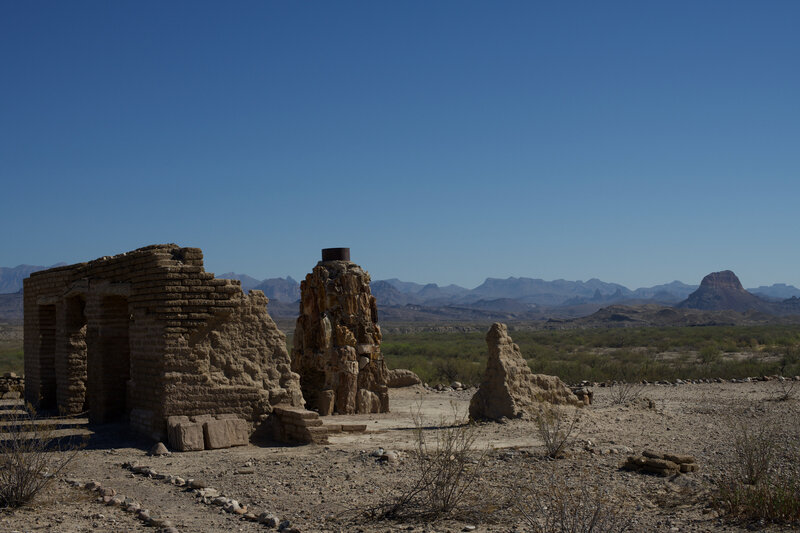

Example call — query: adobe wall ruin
[24,244,302,439]
[291,248,389,415]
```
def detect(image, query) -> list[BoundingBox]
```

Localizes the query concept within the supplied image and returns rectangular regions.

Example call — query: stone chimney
[291,249,389,415]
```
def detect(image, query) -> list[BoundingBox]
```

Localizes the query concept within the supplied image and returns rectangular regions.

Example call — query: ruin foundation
[291,249,389,415]
[23,244,303,440]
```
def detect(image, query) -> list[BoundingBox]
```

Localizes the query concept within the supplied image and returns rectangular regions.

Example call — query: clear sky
[2,1,798,290]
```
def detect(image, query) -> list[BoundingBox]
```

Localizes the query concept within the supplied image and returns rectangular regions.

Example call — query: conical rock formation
[469,323,581,420]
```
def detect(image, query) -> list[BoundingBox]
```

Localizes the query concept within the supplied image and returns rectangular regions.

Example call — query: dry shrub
[608,381,646,405]
[728,412,778,486]
[515,465,633,532]
[714,409,800,523]
[774,378,797,402]
[0,406,83,509]
[535,405,580,459]
[370,404,491,522]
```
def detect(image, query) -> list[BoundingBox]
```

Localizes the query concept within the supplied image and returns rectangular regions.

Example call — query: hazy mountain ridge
[0,264,65,293]
[3,264,800,325]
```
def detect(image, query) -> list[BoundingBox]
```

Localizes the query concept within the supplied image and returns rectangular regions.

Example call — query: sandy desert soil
[2,381,799,532]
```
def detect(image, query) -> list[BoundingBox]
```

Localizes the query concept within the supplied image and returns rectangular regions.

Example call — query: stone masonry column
[291,248,389,415]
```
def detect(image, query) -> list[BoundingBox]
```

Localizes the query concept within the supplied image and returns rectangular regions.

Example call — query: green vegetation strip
[0,343,23,375]
[382,325,800,386]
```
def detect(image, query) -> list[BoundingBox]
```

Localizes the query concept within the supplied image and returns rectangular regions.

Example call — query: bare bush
[714,408,800,523]
[535,405,580,459]
[775,378,797,402]
[608,380,646,405]
[369,404,490,521]
[728,412,778,485]
[0,406,83,509]
[515,465,633,532]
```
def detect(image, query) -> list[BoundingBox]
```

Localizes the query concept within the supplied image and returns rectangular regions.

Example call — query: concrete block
[169,422,204,451]
[224,418,250,447]
[203,419,231,449]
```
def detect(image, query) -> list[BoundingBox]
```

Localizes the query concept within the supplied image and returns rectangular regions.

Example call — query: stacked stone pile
[292,249,389,415]
[622,450,699,476]
[469,323,582,420]
[0,372,24,398]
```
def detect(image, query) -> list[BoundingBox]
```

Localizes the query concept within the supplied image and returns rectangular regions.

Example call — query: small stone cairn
[469,323,582,420]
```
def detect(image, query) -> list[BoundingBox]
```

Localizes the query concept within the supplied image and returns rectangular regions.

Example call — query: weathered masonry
[24,244,302,439]
[292,248,389,415]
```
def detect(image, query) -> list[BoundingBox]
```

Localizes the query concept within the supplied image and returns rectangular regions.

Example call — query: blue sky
[2,1,798,289]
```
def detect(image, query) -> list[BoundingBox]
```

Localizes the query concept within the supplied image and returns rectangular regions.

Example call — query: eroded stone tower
[292,248,389,415]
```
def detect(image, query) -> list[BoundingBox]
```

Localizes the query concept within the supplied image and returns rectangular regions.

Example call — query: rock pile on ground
[469,323,581,420]
[0,372,23,398]
[622,450,699,476]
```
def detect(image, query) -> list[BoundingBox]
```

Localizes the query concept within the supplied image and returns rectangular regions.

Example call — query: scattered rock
[148,442,170,456]
[258,512,280,527]
[188,479,207,489]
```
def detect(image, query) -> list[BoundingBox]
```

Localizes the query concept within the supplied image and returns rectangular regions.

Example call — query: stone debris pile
[292,248,389,415]
[622,450,699,476]
[0,372,24,399]
[469,323,582,420]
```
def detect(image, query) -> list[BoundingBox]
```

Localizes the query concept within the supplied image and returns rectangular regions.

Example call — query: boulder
[148,442,170,456]
[469,323,581,420]
[387,369,422,388]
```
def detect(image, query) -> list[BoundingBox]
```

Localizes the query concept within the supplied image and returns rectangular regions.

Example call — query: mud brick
[203,419,232,449]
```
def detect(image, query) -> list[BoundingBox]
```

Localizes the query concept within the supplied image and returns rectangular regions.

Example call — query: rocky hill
[677,271,773,313]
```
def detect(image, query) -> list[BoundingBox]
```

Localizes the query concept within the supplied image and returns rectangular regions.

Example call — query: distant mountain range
[2,263,800,325]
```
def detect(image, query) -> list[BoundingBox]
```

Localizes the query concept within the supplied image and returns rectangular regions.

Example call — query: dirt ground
[2,381,799,532]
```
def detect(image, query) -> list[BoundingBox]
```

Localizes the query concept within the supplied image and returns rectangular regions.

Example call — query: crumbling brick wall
[24,244,302,439]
